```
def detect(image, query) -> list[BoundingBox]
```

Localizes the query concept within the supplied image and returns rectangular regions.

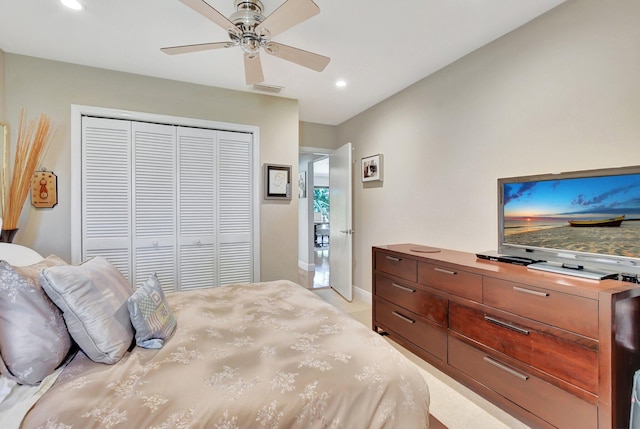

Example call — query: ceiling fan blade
[255,0,320,38]
[161,41,234,55]
[179,0,241,37]
[264,42,330,72]
[244,53,265,85]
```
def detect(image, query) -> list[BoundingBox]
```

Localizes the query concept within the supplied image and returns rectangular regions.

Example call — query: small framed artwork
[298,171,307,198]
[361,154,383,182]
[31,170,58,208]
[264,164,292,200]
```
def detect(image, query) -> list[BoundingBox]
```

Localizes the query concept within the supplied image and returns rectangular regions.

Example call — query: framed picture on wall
[361,154,383,182]
[264,164,292,200]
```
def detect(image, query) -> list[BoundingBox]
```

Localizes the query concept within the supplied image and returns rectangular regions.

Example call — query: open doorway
[298,143,353,298]
[298,152,331,289]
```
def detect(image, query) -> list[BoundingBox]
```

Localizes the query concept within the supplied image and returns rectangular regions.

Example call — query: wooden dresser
[372,244,640,429]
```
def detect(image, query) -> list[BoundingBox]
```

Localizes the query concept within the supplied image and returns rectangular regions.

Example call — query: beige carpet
[313,287,530,429]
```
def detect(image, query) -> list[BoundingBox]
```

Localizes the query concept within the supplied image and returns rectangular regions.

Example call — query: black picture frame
[264,164,292,200]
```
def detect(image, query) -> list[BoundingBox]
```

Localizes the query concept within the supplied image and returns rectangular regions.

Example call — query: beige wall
[338,0,640,293]
[299,121,339,150]
[4,54,300,282]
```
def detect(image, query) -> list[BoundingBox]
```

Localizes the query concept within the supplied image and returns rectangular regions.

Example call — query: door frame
[70,104,261,281]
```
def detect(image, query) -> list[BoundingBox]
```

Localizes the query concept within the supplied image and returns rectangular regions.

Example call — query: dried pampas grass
[1,109,55,230]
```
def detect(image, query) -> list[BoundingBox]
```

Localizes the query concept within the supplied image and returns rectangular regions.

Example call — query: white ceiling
[0,0,565,125]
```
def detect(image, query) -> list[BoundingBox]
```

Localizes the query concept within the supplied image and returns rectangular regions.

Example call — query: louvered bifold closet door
[177,127,216,291]
[218,131,254,285]
[132,122,177,292]
[81,117,132,279]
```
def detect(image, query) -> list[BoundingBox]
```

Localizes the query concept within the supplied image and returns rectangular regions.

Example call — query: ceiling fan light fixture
[240,37,260,56]
[164,0,331,85]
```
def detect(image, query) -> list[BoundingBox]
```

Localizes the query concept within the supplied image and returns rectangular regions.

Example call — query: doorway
[297,143,353,300]
[298,150,331,289]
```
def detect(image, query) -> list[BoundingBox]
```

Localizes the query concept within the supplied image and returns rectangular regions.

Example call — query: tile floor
[297,247,331,289]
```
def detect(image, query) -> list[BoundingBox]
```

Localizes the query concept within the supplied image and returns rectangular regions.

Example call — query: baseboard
[354,286,372,304]
[298,260,315,271]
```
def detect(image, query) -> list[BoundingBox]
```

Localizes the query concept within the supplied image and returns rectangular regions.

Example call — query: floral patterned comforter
[21,280,429,428]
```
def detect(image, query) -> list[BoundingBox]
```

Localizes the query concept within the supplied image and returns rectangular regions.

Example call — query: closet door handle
[483,356,529,381]
[434,267,457,276]
[513,286,549,297]
[386,256,401,262]
[484,315,530,335]
[392,283,415,293]
[392,311,415,324]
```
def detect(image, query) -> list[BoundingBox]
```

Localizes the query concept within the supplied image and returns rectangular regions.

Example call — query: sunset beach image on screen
[502,173,640,258]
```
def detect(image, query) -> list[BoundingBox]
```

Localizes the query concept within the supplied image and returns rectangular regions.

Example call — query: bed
[0,245,430,428]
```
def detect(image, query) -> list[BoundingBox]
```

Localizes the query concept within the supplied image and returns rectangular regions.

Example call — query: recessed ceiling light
[61,0,83,10]
[335,80,347,88]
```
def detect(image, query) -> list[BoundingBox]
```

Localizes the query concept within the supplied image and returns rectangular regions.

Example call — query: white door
[132,122,177,291]
[79,115,257,292]
[329,143,353,301]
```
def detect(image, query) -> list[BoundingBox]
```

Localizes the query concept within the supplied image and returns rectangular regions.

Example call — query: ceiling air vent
[252,83,284,94]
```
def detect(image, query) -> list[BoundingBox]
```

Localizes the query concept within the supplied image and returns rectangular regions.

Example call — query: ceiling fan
[161,0,331,85]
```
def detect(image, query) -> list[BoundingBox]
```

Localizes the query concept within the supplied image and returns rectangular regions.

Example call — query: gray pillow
[127,273,177,349]
[39,256,134,365]
[0,255,72,385]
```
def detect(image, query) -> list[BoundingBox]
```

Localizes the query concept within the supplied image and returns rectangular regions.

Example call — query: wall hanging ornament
[31,170,58,208]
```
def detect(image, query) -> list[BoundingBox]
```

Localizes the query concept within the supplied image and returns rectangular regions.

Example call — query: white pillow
[39,257,134,364]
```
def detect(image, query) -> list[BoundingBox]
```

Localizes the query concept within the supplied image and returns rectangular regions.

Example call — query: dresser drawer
[375,298,445,360]
[449,302,598,393]
[483,277,598,338]
[448,337,597,429]
[375,252,417,282]
[418,262,482,302]
[375,274,447,326]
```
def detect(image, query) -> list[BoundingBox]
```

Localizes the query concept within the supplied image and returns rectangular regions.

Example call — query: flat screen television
[497,165,640,278]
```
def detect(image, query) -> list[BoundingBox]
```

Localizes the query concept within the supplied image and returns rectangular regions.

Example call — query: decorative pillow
[0,255,72,385]
[127,273,177,349]
[39,256,134,365]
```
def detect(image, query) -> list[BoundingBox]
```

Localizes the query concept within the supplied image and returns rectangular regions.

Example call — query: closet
[79,115,256,292]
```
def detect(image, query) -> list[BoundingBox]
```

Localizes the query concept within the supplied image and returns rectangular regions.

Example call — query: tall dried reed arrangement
[1,109,54,230]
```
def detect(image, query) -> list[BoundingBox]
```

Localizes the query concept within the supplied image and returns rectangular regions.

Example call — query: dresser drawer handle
[484,315,530,335]
[392,311,415,324]
[434,267,457,276]
[385,256,402,262]
[483,356,529,381]
[513,286,549,297]
[392,283,416,293]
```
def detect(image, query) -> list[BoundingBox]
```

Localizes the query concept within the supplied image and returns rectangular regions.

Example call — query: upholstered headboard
[0,243,44,266]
